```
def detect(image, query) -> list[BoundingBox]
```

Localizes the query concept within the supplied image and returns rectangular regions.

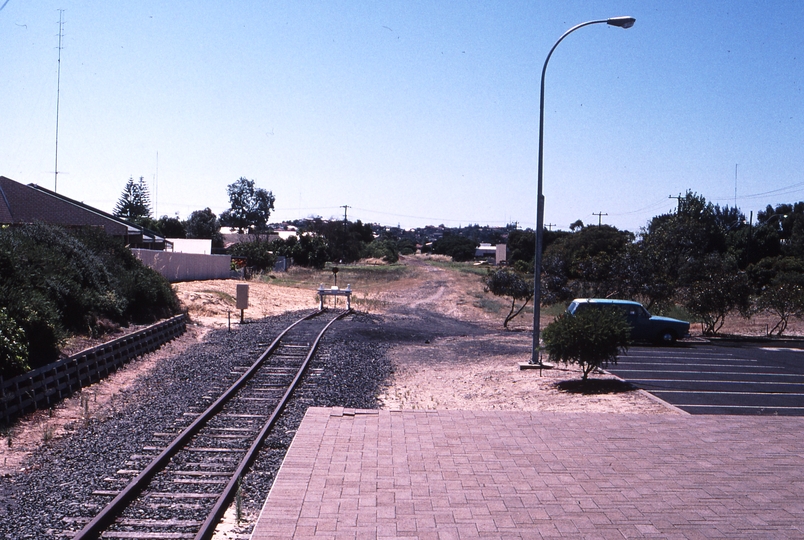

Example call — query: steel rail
[194,308,351,540]
[73,309,331,540]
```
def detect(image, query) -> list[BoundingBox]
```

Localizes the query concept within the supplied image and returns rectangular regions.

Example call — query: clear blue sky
[2,1,802,232]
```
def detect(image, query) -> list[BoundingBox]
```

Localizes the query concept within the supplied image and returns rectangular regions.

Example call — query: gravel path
[0,310,392,540]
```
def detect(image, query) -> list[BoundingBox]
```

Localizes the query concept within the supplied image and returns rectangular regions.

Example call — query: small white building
[475,243,509,266]
[167,238,213,254]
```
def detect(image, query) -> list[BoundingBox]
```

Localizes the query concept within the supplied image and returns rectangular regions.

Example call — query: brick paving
[250,408,804,539]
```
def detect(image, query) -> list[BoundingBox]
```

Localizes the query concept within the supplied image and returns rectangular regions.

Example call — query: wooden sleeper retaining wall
[0,314,187,427]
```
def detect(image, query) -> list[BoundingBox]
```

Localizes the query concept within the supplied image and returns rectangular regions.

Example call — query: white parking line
[761,347,804,352]
[613,369,795,377]
[623,378,804,386]
[679,404,804,410]
[616,361,760,367]
[652,390,804,396]
[625,354,736,360]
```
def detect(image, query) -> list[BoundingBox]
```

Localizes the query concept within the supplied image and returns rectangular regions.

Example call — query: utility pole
[592,212,607,226]
[340,205,351,223]
[546,223,555,231]
[669,193,683,213]
[54,9,65,192]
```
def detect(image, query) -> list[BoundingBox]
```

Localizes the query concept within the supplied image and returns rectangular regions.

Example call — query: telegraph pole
[340,205,351,223]
[669,193,683,213]
[54,9,65,192]
[592,211,607,226]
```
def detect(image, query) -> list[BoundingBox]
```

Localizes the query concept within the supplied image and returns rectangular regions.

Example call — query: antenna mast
[154,152,159,218]
[54,9,65,192]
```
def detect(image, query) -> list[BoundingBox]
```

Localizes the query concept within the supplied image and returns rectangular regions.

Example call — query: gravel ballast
[0,310,392,539]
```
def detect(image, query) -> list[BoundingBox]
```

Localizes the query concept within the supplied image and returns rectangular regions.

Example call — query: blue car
[567,298,690,344]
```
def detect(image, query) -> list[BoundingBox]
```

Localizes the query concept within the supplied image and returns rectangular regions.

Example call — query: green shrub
[431,234,478,262]
[364,239,399,263]
[0,224,180,370]
[483,269,533,328]
[269,235,329,269]
[228,239,277,273]
[0,307,29,378]
[71,227,181,324]
[541,308,630,380]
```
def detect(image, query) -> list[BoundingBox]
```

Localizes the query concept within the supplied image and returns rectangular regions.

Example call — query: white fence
[133,249,232,282]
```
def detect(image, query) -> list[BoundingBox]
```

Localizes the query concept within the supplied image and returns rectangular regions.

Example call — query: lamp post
[531,17,636,365]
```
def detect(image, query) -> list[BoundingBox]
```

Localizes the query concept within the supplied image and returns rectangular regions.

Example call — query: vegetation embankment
[0,223,181,378]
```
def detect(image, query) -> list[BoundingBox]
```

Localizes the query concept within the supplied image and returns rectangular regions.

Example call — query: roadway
[607,341,804,415]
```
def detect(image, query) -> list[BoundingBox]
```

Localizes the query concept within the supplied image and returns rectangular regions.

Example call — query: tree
[365,239,400,263]
[185,208,224,248]
[219,177,275,234]
[228,239,277,273]
[608,242,674,311]
[507,229,535,273]
[431,233,478,262]
[397,238,417,256]
[634,191,729,311]
[114,176,152,221]
[266,234,330,269]
[682,253,751,335]
[541,308,630,380]
[749,256,804,335]
[484,269,534,328]
[542,225,634,299]
[306,219,373,263]
[156,216,186,238]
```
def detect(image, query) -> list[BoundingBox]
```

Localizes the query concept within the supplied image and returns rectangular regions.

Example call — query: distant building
[474,243,509,266]
[167,238,213,254]
[0,175,169,250]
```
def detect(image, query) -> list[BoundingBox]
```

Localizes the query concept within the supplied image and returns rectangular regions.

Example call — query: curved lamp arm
[532,16,635,365]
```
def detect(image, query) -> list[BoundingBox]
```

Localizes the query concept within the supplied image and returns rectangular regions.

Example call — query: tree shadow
[554,379,636,395]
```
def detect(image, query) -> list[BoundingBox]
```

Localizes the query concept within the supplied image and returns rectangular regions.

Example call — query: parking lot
[607,342,804,415]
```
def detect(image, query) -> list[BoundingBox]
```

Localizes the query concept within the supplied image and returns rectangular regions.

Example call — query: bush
[431,234,478,262]
[0,307,29,378]
[364,239,399,263]
[72,227,181,324]
[483,269,533,328]
[541,308,630,380]
[0,224,181,370]
[228,239,277,273]
[270,235,329,269]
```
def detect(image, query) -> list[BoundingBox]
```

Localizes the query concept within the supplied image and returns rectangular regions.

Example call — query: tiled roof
[0,176,167,249]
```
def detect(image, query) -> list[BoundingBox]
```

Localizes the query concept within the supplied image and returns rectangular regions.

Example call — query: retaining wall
[0,314,186,426]
[133,249,232,282]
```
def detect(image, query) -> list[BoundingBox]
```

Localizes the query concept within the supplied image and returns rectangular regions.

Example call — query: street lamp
[531,17,636,365]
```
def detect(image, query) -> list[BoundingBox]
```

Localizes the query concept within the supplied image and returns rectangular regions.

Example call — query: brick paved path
[250,408,804,539]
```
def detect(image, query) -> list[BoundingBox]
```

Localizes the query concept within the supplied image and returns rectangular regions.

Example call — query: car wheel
[660,330,677,344]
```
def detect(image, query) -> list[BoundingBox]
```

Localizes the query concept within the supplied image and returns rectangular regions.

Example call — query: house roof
[0,175,168,248]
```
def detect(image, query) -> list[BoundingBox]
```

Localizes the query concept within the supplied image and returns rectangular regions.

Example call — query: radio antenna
[54,9,65,192]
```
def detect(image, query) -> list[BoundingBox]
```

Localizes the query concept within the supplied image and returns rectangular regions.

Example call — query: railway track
[64,308,350,540]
